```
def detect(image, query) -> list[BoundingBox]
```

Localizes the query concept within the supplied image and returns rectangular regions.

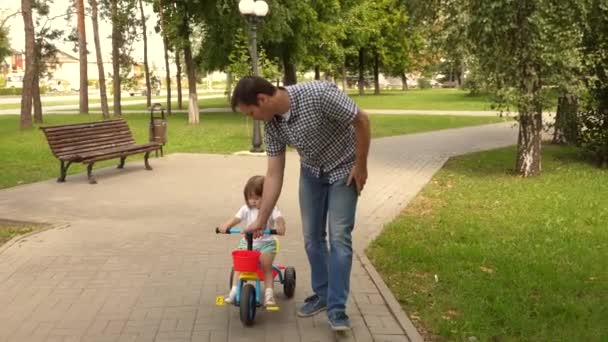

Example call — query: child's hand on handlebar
[217,224,230,233]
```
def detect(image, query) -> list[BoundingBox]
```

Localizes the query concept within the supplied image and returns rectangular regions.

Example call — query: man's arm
[348,109,370,194]
[245,152,286,236]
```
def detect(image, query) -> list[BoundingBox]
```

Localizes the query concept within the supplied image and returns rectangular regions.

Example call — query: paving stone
[0,123,517,342]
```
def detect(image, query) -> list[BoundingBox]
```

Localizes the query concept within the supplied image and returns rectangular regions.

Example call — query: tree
[138,0,151,108]
[377,0,416,91]
[32,0,62,124]
[436,0,471,88]
[110,0,121,116]
[468,0,583,176]
[76,0,89,114]
[0,26,9,63]
[20,0,35,129]
[340,0,383,95]
[577,0,608,167]
[175,1,198,124]
[105,0,139,117]
[175,49,182,109]
[154,0,171,114]
[0,12,19,62]
[90,0,110,119]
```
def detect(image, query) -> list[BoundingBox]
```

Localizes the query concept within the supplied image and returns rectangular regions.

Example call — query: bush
[0,88,22,96]
[578,109,608,167]
[417,78,432,89]
[0,86,47,96]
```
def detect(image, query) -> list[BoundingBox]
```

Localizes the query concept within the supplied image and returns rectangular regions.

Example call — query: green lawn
[121,96,229,110]
[0,93,224,110]
[367,145,608,341]
[1,89,495,112]
[349,89,495,111]
[0,98,103,110]
[125,89,503,111]
[0,113,504,189]
[124,89,495,111]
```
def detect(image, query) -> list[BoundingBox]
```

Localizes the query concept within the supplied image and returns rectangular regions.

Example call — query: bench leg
[87,163,97,184]
[144,152,153,170]
[117,157,126,169]
[57,161,72,182]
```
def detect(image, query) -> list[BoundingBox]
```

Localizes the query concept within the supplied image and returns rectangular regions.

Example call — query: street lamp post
[239,0,268,153]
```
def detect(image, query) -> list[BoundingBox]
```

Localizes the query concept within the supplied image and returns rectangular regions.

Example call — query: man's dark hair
[231,76,277,111]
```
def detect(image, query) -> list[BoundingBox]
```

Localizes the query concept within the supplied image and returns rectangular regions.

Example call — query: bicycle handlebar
[215,227,278,235]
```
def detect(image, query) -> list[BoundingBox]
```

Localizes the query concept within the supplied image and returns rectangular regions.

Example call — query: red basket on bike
[232,250,261,272]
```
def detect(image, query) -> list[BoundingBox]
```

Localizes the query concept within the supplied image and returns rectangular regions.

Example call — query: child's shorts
[238,238,277,253]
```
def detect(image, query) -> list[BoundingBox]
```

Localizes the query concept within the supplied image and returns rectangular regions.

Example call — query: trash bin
[149,103,167,156]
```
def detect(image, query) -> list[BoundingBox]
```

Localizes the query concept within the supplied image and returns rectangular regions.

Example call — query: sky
[2,0,167,68]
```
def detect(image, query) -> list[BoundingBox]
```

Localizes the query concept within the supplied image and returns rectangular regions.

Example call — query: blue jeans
[299,166,358,315]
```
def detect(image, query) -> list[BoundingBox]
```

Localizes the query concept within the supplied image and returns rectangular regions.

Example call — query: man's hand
[347,163,368,195]
[217,224,230,233]
[350,109,370,196]
[244,219,264,239]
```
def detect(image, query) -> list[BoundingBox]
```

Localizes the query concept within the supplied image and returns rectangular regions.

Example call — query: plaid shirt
[264,81,359,183]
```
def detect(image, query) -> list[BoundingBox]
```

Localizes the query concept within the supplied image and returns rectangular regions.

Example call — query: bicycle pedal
[215,295,225,306]
[265,305,280,311]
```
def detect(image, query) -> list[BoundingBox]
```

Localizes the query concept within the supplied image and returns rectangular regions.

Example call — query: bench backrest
[41,119,136,159]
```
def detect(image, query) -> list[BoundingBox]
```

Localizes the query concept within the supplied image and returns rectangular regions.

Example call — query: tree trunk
[76,0,88,114]
[20,0,34,130]
[158,0,171,115]
[163,37,171,115]
[373,50,380,95]
[226,71,232,103]
[111,0,121,117]
[358,48,365,96]
[552,94,579,144]
[32,38,42,123]
[516,64,543,177]
[138,0,151,109]
[91,0,109,119]
[176,49,183,109]
[33,67,42,123]
[401,72,408,91]
[283,62,297,85]
[282,47,297,85]
[341,62,346,91]
[184,40,199,124]
[458,60,465,88]
[516,112,543,176]
[314,66,320,80]
[450,64,454,83]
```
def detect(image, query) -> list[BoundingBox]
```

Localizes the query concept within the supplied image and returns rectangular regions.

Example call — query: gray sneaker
[328,311,351,331]
[297,294,327,317]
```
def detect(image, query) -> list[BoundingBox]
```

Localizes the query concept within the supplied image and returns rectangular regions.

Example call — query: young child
[218,175,286,306]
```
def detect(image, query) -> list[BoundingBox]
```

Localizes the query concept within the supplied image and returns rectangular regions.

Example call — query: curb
[357,251,425,342]
[0,221,69,256]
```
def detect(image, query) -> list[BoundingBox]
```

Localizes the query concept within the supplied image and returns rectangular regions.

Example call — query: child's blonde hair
[243,175,264,208]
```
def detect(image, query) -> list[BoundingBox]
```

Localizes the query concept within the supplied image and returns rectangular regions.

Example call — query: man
[232,76,370,331]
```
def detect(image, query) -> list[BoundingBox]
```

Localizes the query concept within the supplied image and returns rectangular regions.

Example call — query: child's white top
[235,205,283,244]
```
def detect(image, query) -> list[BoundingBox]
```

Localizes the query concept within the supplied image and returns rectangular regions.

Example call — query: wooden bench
[41,119,162,184]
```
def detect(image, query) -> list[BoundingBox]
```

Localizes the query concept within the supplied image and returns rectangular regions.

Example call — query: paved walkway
[0,122,518,342]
